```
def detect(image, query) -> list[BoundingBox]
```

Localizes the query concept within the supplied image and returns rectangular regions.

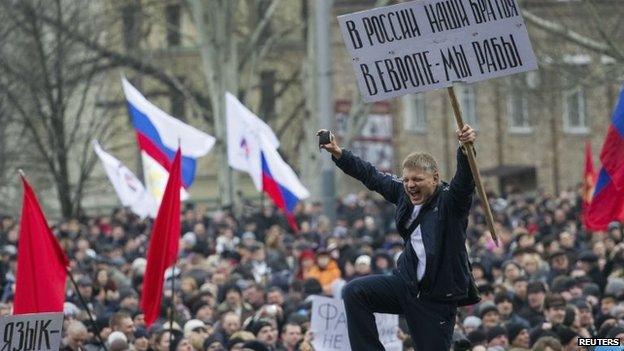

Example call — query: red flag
[585,168,624,231]
[582,141,597,227]
[140,148,182,327]
[14,175,69,314]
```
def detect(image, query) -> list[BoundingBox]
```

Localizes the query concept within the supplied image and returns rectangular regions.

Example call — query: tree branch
[277,98,305,138]
[239,0,282,66]
[522,9,624,61]
[22,2,211,122]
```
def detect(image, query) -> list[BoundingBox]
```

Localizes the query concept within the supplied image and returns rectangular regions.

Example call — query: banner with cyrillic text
[0,313,63,351]
[310,295,401,351]
[338,0,538,102]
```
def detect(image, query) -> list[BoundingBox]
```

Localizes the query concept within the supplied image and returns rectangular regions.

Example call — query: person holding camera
[317,125,480,350]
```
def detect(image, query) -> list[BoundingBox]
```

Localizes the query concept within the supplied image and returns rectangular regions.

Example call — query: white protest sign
[374,313,402,351]
[310,295,401,351]
[0,313,63,351]
[338,0,538,102]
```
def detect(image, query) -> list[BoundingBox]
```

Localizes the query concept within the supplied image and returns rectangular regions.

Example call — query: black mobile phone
[318,130,331,147]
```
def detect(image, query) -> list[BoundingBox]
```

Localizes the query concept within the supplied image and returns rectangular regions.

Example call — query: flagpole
[447,86,499,246]
[168,142,179,351]
[66,269,108,351]
[169,264,176,351]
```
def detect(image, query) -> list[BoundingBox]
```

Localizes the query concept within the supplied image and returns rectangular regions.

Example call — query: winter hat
[241,340,270,351]
[462,316,482,330]
[486,326,507,343]
[506,322,527,343]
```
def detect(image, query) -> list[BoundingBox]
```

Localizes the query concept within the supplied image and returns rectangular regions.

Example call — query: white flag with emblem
[93,140,158,218]
[225,92,279,191]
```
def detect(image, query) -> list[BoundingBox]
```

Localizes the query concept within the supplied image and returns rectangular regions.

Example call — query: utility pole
[315,0,336,223]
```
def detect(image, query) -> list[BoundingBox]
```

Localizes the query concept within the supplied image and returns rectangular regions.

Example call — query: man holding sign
[318,126,478,350]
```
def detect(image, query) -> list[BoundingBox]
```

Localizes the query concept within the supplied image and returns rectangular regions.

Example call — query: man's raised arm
[317,130,402,205]
[449,125,477,216]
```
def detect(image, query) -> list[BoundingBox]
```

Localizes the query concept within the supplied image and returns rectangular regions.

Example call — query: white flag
[93,141,158,218]
[225,92,279,191]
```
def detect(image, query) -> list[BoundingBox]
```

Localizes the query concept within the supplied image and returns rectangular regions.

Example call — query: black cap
[191,300,210,316]
[478,283,494,295]
[134,328,148,339]
[227,337,246,349]
[486,326,507,342]
[506,322,526,342]
[571,298,590,310]
[479,304,499,318]
[119,288,138,301]
[467,330,486,345]
[241,340,270,351]
[529,329,558,347]
[578,250,599,263]
[555,326,577,345]
[548,250,567,261]
[607,325,624,339]
[247,319,273,336]
[583,283,601,297]
[595,314,615,331]
[551,276,573,293]
[527,281,546,294]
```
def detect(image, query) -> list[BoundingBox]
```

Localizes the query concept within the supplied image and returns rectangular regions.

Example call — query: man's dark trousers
[343,274,457,351]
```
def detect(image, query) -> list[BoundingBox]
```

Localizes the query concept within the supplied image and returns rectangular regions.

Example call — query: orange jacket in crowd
[304,260,341,295]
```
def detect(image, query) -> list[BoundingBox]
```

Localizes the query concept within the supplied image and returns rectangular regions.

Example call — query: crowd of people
[0,182,622,351]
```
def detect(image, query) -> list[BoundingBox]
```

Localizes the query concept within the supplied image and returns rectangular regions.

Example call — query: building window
[457,83,477,128]
[122,4,140,51]
[402,94,426,132]
[260,70,276,119]
[165,4,181,47]
[563,85,588,133]
[508,77,531,133]
[508,94,530,132]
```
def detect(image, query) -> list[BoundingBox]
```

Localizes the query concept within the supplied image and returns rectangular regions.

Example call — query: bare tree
[522,1,624,63]
[187,0,309,206]
[0,0,118,218]
[0,0,310,212]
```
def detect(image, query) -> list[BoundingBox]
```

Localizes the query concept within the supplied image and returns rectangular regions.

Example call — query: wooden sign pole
[447,86,499,246]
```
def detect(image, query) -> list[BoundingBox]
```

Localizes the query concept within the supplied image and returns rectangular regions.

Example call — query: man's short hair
[281,322,301,334]
[67,320,88,336]
[245,283,264,293]
[544,293,566,310]
[109,312,131,329]
[401,152,438,174]
[267,286,284,295]
[526,281,546,295]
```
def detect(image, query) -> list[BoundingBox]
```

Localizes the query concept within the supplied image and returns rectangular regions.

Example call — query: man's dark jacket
[333,147,477,304]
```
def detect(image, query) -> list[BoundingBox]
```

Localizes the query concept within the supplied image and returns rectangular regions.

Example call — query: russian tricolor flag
[600,86,624,189]
[226,93,309,231]
[122,78,215,201]
[260,142,310,231]
[586,168,624,231]
[586,85,624,230]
